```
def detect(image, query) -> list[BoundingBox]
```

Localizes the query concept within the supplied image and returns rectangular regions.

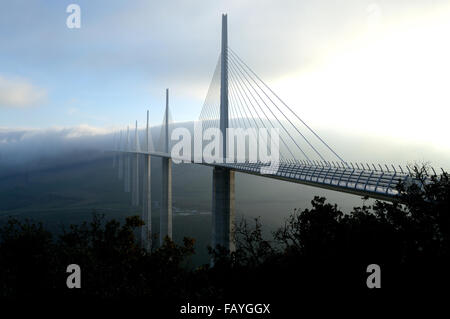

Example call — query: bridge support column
[160,157,172,245]
[141,110,152,251]
[118,131,124,181]
[125,154,131,193]
[142,154,151,250]
[160,88,172,245]
[211,14,234,252]
[124,126,131,193]
[132,121,140,206]
[132,153,139,206]
[212,167,235,251]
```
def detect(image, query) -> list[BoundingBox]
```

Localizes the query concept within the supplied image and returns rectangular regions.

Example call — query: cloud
[63,124,111,138]
[1,121,449,171]
[0,75,47,108]
[0,125,115,167]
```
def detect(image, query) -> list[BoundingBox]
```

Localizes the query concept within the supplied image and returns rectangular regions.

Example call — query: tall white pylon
[160,88,172,245]
[142,110,152,250]
[212,14,235,252]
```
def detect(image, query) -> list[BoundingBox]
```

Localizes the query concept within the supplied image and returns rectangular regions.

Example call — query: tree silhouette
[0,167,448,305]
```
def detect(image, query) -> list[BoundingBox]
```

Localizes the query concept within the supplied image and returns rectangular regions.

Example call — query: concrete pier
[125,126,131,193]
[142,110,152,250]
[211,14,235,252]
[118,130,124,180]
[160,89,172,245]
[142,153,151,249]
[212,167,235,251]
[132,121,140,206]
[132,153,139,206]
[160,157,172,244]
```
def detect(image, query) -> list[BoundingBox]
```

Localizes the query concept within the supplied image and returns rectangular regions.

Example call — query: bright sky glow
[274,4,450,151]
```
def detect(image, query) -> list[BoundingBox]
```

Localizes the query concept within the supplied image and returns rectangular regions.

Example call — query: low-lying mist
[1,122,448,173]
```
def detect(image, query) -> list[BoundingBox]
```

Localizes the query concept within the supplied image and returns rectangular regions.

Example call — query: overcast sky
[1,0,450,167]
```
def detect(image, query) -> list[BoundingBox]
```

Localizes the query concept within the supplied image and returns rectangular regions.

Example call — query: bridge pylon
[124,126,131,193]
[142,110,152,250]
[132,121,140,206]
[160,88,173,245]
[212,14,235,252]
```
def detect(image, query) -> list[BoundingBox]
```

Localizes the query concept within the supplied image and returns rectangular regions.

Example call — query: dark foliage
[0,214,195,300]
[0,168,449,308]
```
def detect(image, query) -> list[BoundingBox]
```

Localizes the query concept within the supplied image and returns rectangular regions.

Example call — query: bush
[0,168,448,302]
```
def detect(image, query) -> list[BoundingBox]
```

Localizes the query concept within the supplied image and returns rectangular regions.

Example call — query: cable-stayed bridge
[111,15,434,251]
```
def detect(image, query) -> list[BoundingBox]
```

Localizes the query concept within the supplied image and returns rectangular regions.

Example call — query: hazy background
[1,1,450,264]
[2,0,449,162]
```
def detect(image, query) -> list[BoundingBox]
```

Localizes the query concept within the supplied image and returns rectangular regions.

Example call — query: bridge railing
[214,161,409,198]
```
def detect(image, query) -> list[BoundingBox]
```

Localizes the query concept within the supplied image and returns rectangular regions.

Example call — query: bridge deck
[117,150,409,202]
